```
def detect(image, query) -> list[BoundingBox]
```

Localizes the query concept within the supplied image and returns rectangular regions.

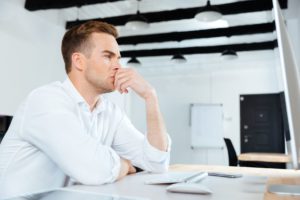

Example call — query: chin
[94,81,114,94]
[100,86,115,94]
[107,88,115,93]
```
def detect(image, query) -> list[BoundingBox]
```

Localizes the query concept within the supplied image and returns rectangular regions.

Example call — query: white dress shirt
[0,78,171,199]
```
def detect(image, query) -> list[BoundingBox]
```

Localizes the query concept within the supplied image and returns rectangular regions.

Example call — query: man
[0,21,170,198]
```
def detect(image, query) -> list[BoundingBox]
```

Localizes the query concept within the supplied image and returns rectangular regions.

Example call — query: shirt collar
[62,78,86,104]
[62,77,106,114]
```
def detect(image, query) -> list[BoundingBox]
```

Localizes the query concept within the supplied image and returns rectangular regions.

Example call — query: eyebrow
[102,50,121,59]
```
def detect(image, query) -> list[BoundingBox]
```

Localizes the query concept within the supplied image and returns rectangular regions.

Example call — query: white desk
[171,164,300,200]
[67,164,294,200]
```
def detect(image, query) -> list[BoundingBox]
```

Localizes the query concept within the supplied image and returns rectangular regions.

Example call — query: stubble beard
[92,79,115,94]
[85,73,115,95]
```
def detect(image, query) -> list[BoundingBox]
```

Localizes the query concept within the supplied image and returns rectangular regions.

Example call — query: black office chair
[223,138,285,168]
[224,138,238,166]
[0,115,13,143]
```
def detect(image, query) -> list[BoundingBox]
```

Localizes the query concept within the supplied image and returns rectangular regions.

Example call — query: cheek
[103,57,111,65]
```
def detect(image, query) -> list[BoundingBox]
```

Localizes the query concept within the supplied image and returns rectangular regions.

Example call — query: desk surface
[68,164,300,200]
[170,164,300,200]
[238,153,292,163]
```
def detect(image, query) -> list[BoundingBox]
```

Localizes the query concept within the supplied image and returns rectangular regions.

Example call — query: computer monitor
[268,0,300,195]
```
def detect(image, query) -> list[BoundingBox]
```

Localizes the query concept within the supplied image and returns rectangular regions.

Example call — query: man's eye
[104,55,112,59]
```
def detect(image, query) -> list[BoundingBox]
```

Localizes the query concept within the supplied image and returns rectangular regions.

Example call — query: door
[240,93,285,168]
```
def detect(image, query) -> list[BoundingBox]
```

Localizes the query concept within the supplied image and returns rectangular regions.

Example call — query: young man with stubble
[0,21,171,198]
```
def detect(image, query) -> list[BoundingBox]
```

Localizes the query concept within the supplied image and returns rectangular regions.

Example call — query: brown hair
[61,20,118,73]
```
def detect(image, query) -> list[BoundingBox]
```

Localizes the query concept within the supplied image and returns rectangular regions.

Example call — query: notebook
[144,171,208,185]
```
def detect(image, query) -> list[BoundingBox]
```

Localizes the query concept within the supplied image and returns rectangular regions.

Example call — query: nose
[113,60,121,70]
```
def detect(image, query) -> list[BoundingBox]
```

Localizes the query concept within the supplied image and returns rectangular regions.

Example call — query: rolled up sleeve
[112,114,171,173]
[143,134,171,172]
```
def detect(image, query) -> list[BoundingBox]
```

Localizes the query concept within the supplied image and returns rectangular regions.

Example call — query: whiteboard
[190,104,224,149]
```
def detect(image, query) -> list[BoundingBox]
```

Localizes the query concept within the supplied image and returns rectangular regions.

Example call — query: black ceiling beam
[25,0,287,11]
[120,40,277,57]
[25,0,124,11]
[65,0,287,29]
[117,22,275,45]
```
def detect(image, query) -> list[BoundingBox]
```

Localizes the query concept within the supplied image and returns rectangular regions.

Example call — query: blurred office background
[0,0,299,166]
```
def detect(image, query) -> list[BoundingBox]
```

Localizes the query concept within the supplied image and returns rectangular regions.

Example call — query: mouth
[110,70,119,87]
[109,75,116,89]
[110,73,116,80]
[110,71,117,77]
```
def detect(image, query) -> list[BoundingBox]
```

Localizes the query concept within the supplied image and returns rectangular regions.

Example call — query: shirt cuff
[144,134,171,163]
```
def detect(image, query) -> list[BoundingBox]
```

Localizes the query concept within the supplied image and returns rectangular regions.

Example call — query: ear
[71,52,86,71]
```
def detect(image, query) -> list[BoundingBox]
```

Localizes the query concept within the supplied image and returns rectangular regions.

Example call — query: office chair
[0,115,13,143]
[223,138,285,168]
[224,138,238,166]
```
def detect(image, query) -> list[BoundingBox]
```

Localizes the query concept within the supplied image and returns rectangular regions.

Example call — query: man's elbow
[71,167,117,185]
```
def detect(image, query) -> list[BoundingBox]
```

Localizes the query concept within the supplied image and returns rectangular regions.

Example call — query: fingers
[115,68,135,82]
[119,80,132,94]
[114,76,131,93]
[113,68,153,99]
[114,68,136,94]
[118,158,136,179]
[125,159,136,174]
[118,158,131,180]
[128,164,137,174]
[115,69,132,79]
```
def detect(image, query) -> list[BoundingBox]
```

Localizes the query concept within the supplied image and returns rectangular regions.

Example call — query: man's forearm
[145,90,168,151]
[113,68,168,151]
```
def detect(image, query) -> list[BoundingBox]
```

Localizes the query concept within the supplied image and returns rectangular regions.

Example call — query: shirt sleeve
[20,89,121,185]
[112,113,171,173]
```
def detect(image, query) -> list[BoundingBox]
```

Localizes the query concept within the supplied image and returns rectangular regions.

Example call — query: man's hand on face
[114,68,155,100]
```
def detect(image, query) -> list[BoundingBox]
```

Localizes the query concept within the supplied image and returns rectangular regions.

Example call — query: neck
[68,74,101,111]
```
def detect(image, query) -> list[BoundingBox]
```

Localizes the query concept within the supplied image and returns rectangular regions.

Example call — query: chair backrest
[224,138,238,166]
[0,115,13,142]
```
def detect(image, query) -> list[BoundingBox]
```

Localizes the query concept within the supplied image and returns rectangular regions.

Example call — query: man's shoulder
[26,81,71,106]
[29,81,64,97]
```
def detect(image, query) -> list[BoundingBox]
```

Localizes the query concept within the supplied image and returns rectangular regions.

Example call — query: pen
[184,172,208,183]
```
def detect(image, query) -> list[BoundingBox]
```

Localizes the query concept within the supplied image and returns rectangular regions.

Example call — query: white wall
[129,55,280,165]
[285,0,300,69]
[0,0,66,115]
[125,0,300,166]
[0,1,129,115]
